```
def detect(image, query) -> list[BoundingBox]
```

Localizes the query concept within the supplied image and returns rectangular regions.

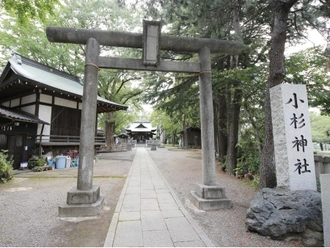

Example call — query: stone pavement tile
[141,198,159,211]
[140,174,150,179]
[125,187,141,195]
[159,202,180,211]
[127,182,140,188]
[129,176,140,182]
[141,183,154,190]
[123,194,141,205]
[127,178,140,185]
[104,212,119,247]
[174,240,206,247]
[161,209,184,219]
[130,168,140,176]
[143,230,173,247]
[141,210,167,231]
[149,172,162,178]
[105,148,215,247]
[157,192,176,204]
[121,202,141,212]
[155,188,170,193]
[165,217,201,243]
[141,189,157,199]
[153,182,168,189]
[148,170,158,177]
[119,211,140,221]
[113,220,143,247]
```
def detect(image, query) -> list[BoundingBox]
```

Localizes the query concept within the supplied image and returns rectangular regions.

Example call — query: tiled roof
[0,53,127,112]
[0,106,49,124]
[126,122,156,132]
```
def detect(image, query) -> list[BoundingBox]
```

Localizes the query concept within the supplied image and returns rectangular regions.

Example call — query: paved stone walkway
[104,147,214,247]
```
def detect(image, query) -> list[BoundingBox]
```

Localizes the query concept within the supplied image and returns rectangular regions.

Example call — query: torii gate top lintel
[46,21,243,73]
[46,22,244,56]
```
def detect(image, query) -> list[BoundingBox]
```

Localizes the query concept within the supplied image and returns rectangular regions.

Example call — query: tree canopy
[310,111,330,148]
[1,0,60,25]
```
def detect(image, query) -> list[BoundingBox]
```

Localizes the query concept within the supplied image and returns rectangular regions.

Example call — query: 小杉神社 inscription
[270,84,316,191]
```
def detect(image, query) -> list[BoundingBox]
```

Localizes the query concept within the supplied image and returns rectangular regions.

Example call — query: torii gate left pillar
[47,21,243,216]
[58,38,104,217]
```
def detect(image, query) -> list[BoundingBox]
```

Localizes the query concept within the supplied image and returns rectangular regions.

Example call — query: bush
[0,149,13,183]
[28,157,46,169]
[28,157,38,169]
[36,158,46,166]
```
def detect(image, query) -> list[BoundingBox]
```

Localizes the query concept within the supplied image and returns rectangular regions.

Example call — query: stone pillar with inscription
[270,84,317,191]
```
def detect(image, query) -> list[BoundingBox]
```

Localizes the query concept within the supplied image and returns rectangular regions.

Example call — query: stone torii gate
[46,21,244,216]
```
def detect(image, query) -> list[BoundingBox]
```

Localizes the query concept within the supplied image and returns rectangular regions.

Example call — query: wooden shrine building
[125,122,156,144]
[0,53,127,168]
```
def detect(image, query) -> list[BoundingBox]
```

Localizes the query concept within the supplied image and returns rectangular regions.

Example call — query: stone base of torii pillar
[190,184,232,210]
[58,186,104,217]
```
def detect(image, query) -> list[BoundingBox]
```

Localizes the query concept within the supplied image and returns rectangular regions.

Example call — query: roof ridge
[13,52,83,85]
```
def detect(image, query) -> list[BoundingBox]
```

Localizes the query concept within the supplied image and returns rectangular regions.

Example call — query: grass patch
[94,175,127,179]
[110,175,127,179]
[241,174,260,190]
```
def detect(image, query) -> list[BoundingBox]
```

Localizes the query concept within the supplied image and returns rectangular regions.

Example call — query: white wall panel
[11,98,20,107]
[21,105,35,115]
[37,105,52,138]
[40,94,52,104]
[21,94,36,105]
[55,97,76,109]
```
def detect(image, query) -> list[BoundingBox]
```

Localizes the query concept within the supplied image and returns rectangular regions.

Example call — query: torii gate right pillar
[190,46,232,210]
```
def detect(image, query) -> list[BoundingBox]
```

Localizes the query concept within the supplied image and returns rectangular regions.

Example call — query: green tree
[0,5,84,74]
[143,70,201,148]
[310,112,330,151]
[97,70,145,147]
[150,109,182,145]
[260,0,299,188]
[0,0,147,143]
[140,0,329,186]
[1,0,60,25]
[259,0,330,188]
[286,47,330,115]
[225,0,243,175]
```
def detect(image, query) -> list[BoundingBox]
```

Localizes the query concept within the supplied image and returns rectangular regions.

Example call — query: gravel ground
[147,147,303,247]
[0,147,303,247]
[0,151,135,247]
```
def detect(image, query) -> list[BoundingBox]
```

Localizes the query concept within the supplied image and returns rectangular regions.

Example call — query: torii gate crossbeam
[47,21,244,216]
[46,26,243,54]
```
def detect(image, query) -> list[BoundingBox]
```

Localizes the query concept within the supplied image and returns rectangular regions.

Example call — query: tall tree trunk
[183,114,188,149]
[259,0,298,188]
[226,0,242,175]
[320,143,324,151]
[105,112,115,149]
[218,92,228,164]
[213,100,220,159]
[244,101,263,155]
[172,129,177,146]
[226,84,242,175]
